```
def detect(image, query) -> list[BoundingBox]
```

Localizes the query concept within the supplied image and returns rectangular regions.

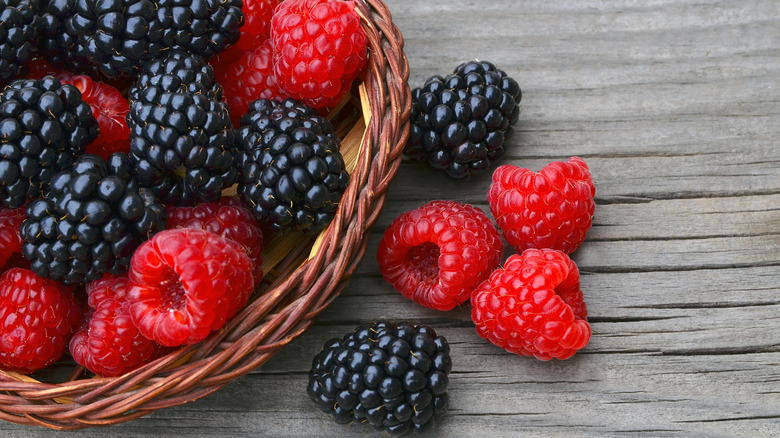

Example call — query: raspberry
[471,248,591,360]
[166,198,265,283]
[213,38,288,127]
[239,0,282,48]
[70,274,166,377]
[487,157,596,255]
[65,75,130,160]
[126,228,255,347]
[308,321,451,435]
[24,58,73,82]
[377,200,503,311]
[0,206,25,270]
[0,268,82,373]
[271,0,368,109]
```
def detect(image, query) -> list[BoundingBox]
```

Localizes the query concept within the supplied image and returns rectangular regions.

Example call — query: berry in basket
[20,153,166,285]
[308,322,452,435]
[377,200,503,311]
[407,60,522,179]
[0,76,99,209]
[0,206,25,271]
[236,98,350,234]
[70,274,168,377]
[471,248,591,360]
[0,268,82,373]
[65,75,130,160]
[127,50,238,206]
[0,0,40,84]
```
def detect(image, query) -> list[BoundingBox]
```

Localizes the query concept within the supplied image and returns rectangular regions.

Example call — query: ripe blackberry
[0,76,99,209]
[20,153,166,285]
[0,0,41,83]
[308,322,451,435]
[128,51,238,205]
[38,0,243,78]
[236,98,350,233]
[407,60,522,179]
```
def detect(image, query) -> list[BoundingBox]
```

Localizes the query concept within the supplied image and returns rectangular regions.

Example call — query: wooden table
[2,0,779,436]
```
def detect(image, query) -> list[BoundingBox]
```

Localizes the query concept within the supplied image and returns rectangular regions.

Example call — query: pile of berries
[0,0,367,377]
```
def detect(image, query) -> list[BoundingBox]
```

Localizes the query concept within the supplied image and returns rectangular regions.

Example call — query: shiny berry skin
[308,322,451,435]
[70,274,166,377]
[238,0,282,49]
[0,268,81,373]
[19,153,166,285]
[213,38,288,127]
[488,157,595,255]
[65,75,130,160]
[127,228,255,347]
[236,98,350,234]
[166,199,264,284]
[471,248,591,360]
[0,206,25,270]
[271,0,367,109]
[0,0,40,84]
[377,200,503,311]
[407,60,521,179]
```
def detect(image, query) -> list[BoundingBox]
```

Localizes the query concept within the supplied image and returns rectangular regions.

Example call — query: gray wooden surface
[2,0,780,436]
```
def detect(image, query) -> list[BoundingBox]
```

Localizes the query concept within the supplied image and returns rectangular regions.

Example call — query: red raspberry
[65,75,130,160]
[471,248,591,360]
[0,268,82,373]
[488,157,595,255]
[127,228,255,347]
[24,58,73,82]
[213,38,288,127]
[238,0,283,49]
[377,200,503,311]
[0,207,27,271]
[166,198,265,283]
[271,0,368,109]
[70,275,166,377]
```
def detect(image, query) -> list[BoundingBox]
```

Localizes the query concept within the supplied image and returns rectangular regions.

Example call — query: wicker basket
[0,0,410,429]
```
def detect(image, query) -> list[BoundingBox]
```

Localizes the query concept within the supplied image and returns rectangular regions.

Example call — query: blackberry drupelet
[0,76,99,209]
[0,0,41,83]
[308,322,451,435]
[20,153,166,285]
[407,60,521,179]
[236,98,350,234]
[127,51,238,205]
[38,0,243,78]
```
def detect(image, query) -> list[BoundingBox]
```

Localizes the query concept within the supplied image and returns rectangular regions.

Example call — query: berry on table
[407,60,521,180]
[127,51,239,206]
[0,268,81,373]
[0,0,41,84]
[487,157,595,255]
[471,248,591,360]
[308,321,452,435]
[19,153,167,285]
[377,200,503,311]
[271,0,368,109]
[65,75,130,160]
[70,274,167,377]
[236,98,350,234]
[126,228,255,347]
[166,199,265,283]
[0,76,99,209]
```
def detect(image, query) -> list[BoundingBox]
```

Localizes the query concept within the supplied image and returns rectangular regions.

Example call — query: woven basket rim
[0,0,411,429]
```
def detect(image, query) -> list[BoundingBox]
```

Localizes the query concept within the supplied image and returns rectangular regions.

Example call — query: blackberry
[20,153,166,285]
[127,51,237,205]
[0,0,41,83]
[407,60,522,179]
[308,322,451,435]
[38,0,243,78]
[0,76,99,209]
[236,98,350,234]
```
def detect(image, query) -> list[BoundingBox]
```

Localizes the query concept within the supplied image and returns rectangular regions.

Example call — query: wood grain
[1,0,778,436]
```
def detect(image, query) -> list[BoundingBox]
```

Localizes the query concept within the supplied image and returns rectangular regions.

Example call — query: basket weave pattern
[0,0,410,429]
